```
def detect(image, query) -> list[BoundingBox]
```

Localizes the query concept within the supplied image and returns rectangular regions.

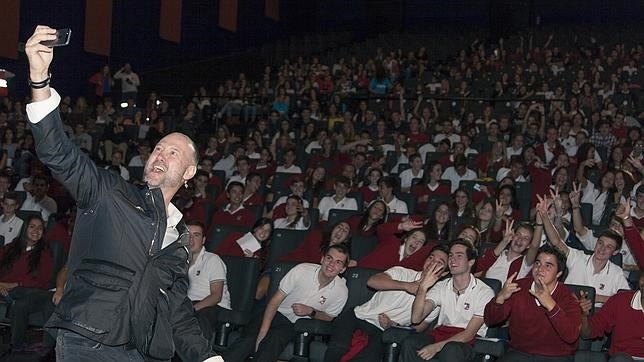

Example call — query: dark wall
[5,0,644,99]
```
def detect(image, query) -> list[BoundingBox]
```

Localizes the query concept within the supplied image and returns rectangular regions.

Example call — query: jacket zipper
[148,191,160,256]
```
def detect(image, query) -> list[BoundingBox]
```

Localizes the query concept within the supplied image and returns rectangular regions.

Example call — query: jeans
[56,330,144,362]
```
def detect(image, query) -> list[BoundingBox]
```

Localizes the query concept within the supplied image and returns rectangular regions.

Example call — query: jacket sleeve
[29,109,110,210]
[170,272,216,361]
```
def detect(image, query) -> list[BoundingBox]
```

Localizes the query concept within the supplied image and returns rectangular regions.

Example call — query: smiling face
[448,243,474,276]
[510,226,532,254]
[367,201,386,221]
[593,236,619,262]
[319,247,348,279]
[144,133,197,194]
[25,218,44,245]
[253,223,273,242]
[435,204,450,224]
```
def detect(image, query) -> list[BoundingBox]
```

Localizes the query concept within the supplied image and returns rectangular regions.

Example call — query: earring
[184,180,188,189]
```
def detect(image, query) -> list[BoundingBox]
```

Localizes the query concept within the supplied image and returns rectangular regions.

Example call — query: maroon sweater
[624,226,644,270]
[0,248,54,290]
[588,290,644,358]
[484,278,580,357]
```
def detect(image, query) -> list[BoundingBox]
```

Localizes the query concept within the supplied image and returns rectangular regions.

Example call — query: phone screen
[41,28,72,48]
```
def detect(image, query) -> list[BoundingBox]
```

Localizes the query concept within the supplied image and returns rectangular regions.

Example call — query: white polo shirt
[441,167,477,193]
[277,263,348,323]
[272,195,310,210]
[484,251,532,285]
[354,266,440,330]
[274,217,309,230]
[580,182,609,225]
[425,275,494,337]
[317,195,358,221]
[187,248,231,310]
[384,196,408,215]
[577,229,635,278]
[564,248,630,301]
[0,214,23,246]
[20,193,57,223]
[399,169,424,190]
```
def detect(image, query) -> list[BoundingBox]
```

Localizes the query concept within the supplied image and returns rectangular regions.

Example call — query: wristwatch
[309,309,317,319]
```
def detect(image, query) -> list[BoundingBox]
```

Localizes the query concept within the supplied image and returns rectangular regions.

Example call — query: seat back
[326,209,360,231]
[343,267,382,309]
[580,203,593,227]
[268,262,300,297]
[221,256,260,315]
[267,229,308,268]
[206,224,249,252]
[396,192,416,214]
[350,235,379,261]
[514,182,532,221]
[425,195,451,217]
[479,277,502,338]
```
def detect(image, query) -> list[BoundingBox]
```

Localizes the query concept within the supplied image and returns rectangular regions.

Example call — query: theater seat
[212,256,260,350]
[266,229,308,268]
[205,224,249,252]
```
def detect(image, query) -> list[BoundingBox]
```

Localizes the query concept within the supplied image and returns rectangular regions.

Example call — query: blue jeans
[56,330,145,362]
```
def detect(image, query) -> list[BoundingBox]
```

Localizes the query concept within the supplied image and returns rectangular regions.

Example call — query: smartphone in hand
[41,28,72,48]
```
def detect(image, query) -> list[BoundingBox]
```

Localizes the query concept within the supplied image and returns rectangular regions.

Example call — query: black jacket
[30,109,213,361]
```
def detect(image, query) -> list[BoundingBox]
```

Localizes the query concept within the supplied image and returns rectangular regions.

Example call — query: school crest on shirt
[599,283,605,290]
[463,302,470,311]
[319,296,327,305]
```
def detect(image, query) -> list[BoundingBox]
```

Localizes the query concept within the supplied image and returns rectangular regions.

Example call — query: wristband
[572,206,580,210]
[28,74,51,89]
[535,223,544,227]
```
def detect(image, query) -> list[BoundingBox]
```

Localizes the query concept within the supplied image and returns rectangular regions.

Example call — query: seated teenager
[412,161,450,215]
[317,176,358,222]
[185,220,231,342]
[579,272,644,361]
[324,245,450,362]
[476,220,541,284]
[215,217,273,267]
[378,175,408,215]
[357,219,435,271]
[221,244,350,362]
[346,199,388,237]
[485,245,581,361]
[0,192,24,247]
[0,215,54,353]
[209,181,255,229]
[401,240,494,362]
[537,195,630,305]
[273,195,310,230]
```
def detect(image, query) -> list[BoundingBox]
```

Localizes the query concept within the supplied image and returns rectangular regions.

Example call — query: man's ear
[183,164,197,181]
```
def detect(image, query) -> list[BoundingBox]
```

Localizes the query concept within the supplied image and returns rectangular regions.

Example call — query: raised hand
[569,182,581,208]
[418,263,445,293]
[529,276,556,311]
[399,218,424,232]
[496,272,521,304]
[500,220,515,247]
[615,199,631,220]
[549,189,563,216]
[24,26,57,82]
[577,290,592,316]
[495,198,509,218]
